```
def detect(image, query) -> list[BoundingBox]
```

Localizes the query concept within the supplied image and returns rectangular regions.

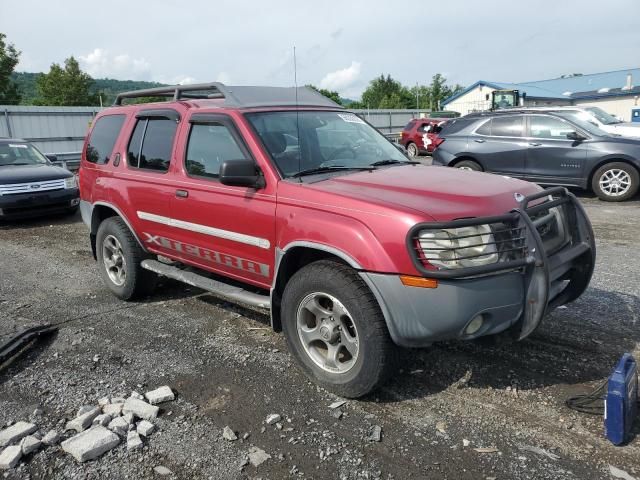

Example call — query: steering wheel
[327,146,357,162]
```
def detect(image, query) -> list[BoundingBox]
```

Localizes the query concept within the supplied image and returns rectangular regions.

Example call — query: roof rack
[113,82,343,109]
[114,82,231,105]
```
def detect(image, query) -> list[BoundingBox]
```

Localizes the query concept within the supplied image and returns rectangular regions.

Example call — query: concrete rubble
[265,414,281,425]
[248,446,271,467]
[0,387,175,469]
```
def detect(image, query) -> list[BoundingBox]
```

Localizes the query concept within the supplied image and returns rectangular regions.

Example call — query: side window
[529,116,574,139]
[490,116,523,137]
[404,120,416,131]
[85,114,126,164]
[475,119,491,135]
[127,118,177,172]
[185,123,248,179]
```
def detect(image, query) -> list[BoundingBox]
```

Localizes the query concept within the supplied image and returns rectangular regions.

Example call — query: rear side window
[404,120,416,131]
[127,118,177,172]
[85,114,126,164]
[185,123,248,179]
[440,118,475,135]
[475,120,491,135]
[490,116,523,137]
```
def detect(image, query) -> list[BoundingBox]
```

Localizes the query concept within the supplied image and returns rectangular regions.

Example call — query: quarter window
[475,119,491,135]
[185,123,248,179]
[85,114,126,164]
[127,118,177,172]
[529,116,574,139]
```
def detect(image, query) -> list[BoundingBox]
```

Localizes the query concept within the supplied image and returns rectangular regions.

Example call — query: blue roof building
[442,68,640,121]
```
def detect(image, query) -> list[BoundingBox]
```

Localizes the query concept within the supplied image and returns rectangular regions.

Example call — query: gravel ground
[0,188,639,479]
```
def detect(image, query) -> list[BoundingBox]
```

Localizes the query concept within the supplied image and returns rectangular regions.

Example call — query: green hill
[10,72,166,105]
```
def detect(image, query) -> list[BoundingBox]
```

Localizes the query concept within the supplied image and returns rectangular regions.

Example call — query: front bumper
[364,187,595,347]
[0,188,79,219]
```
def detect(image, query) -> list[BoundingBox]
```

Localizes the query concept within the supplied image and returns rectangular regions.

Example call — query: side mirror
[219,159,264,188]
[566,131,586,141]
[46,154,58,162]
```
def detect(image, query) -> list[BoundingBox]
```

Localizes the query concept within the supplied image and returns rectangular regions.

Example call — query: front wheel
[281,260,396,398]
[592,162,639,201]
[455,159,482,171]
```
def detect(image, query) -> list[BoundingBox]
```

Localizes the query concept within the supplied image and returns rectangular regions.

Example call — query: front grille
[526,198,571,256]
[0,179,66,195]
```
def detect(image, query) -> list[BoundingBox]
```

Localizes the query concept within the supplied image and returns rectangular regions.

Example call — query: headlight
[418,224,498,269]
[64,176,77,189]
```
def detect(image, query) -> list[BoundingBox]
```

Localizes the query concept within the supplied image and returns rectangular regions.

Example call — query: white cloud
[216,72,231,84]
[79,48,150,79]
[319,61,361,92]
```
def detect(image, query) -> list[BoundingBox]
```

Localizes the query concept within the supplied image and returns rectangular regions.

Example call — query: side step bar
[141,260,270,309]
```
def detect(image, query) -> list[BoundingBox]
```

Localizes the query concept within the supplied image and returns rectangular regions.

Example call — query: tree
[306,84,342,105]
[35,56,99,106]
[428,74,464,110]
[0,33,21,105]
[409,84,431,109]
[361,74,413,109]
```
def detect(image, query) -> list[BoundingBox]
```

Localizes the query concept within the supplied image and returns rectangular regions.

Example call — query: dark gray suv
[432,110,640,201]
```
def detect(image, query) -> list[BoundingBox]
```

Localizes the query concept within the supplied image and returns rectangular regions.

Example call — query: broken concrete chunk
[222,426,237,441]
[98,397,110,407]
[103,403,123,417]
[42,430,61,446]
[111,397,126,404]
[61,426,120,463]
[265,414,281,425]
[608,465,636,480]
[0,422,37,447]
[154,465,173,476]
[77,405,95,417]
[108,417,129,436]
[137,420,155,437]
[368,425,382,442]
[123,398,159,422]
[92,414,112,427]
[123,413,135,425]
[130,391,144,400]
[66,407,101,433]
[126,431,143,451]
[145,386,175,405]
[248,446,271,467]
[20,435,41,455]
[328,400,346,409]
[0,445,22,469]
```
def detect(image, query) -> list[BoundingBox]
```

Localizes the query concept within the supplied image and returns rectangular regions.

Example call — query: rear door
[523,114,587,181]
[470,115,527,175]
[167,113,276,289]
[111,109,182,258]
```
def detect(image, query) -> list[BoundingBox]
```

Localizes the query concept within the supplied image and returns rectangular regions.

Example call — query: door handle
[175,189,189,198]
[474,139,485,143]
[529,142,542,147]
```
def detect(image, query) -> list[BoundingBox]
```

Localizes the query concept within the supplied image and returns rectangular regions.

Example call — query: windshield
[585,106,622,125]
[0,143,49,166]
[554,112,611,137]
[245,111,409,177]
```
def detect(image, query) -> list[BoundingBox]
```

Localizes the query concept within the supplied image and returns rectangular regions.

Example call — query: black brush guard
[407,187,596,340]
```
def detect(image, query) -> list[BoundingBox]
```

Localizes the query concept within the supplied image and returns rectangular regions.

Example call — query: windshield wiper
[369,159,419,167]
[291,166,375,178]
[0,163,31,166]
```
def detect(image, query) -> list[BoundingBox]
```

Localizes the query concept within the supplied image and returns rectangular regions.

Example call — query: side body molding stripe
[137,211,271,249]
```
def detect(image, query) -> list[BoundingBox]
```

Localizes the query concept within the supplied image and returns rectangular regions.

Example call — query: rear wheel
[281,260,396,398]
[96,217,157,300]
[406,142,418,158]
[592,162,639,201]
[454,159,482,171]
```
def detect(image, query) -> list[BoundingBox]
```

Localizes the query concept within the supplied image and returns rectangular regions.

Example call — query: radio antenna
[294,46,302,182]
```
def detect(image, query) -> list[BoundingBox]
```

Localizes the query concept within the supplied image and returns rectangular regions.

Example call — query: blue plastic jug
[605,353,638,445]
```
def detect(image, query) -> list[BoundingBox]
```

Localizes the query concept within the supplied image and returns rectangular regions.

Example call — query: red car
[400,118,448,157]
[79,83,595,398]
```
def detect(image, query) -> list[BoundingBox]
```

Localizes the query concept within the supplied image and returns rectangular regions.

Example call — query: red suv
[79,83,595,398]
[400,118,447,157]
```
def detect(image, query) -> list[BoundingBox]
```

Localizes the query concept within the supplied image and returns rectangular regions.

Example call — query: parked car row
[424,107,640,202]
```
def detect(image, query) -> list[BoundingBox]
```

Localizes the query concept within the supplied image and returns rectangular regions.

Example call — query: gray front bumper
[361,272,524,347]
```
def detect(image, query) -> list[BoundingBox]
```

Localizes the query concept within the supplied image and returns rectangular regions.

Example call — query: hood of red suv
[303,165,541,221]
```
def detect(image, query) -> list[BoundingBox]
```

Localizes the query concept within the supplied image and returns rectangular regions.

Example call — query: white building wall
[445,86,571,115]
[573,96,640,122]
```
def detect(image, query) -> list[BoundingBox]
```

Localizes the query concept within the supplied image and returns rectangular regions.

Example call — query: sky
[1,0,639,99]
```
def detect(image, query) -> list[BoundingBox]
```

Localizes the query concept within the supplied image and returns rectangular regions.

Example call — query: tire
[281,260,397,398]
[96,217,157,300]
[591,162,639,202]
[406,142,418,158]
[454,159,482,171]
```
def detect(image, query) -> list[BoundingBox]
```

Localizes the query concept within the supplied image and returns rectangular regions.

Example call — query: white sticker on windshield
[8,144,28,148]
[337,113,366,124]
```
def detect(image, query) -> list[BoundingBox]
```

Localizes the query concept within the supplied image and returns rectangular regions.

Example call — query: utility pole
[416,82,419,109]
